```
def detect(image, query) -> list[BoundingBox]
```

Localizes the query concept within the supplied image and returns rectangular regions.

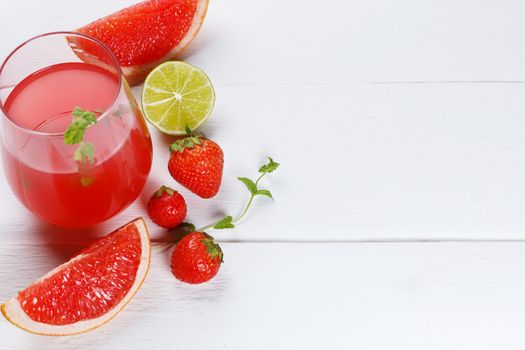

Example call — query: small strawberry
[170,232,223,284]
[168,127,224,199]
[147,186,187,229]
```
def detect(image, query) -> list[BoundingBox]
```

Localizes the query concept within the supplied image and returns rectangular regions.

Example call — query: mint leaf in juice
[64,107,97,166]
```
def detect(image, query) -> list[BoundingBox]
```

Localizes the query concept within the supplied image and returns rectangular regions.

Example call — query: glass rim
[0,31,123,137]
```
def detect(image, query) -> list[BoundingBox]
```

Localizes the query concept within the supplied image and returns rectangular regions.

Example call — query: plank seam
[217,80,525,87]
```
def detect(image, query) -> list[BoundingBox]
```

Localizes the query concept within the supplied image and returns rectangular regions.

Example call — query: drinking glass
[0,32,153,227]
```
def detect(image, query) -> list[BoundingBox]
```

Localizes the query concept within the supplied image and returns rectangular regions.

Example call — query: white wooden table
[2,0,525,348]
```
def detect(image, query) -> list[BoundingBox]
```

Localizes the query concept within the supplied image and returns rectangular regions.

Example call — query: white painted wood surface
[2,242,525,350]
[1,0,525,348]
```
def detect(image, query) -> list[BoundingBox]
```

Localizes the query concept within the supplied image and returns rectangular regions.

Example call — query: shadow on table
[33,219,110,261]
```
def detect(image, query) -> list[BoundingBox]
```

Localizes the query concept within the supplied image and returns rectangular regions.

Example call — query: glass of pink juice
[0,32,153,227]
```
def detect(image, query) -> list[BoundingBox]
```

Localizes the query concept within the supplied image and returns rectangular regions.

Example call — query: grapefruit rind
[122,0,209,86]
[1,218,151,336]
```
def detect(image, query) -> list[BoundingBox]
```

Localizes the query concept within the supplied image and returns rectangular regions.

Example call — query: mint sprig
[202,157,280,231]
[64,107,97,166]
[74,142,94,165]
[157,157,279,250]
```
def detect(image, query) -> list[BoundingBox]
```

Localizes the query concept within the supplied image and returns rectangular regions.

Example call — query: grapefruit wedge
[76,0,209,86]
[1,218,151,336]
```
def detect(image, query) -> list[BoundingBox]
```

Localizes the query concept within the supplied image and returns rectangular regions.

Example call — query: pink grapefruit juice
[2,62,152,227]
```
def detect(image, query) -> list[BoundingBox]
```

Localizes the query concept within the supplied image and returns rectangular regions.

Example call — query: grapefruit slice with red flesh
[76,0,209,86]
[1,218,151,336]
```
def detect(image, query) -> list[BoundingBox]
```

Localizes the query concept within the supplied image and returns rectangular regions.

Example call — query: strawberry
[170,232,223,284]
[168,128,224,199]
[147,186,187,229]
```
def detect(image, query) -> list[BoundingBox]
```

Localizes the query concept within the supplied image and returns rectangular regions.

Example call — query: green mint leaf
[74,146,83,163]
[238,177,257,194]
[64,124,87,145]
[214,216,235,229]
[72,107,97,125]
[259,157,280,174]
[84,113,96,125]
[65,107,97,147]
[255,189,273,199]
[83,143,95,164]
[75,142,95,165]
[72,106,86,116]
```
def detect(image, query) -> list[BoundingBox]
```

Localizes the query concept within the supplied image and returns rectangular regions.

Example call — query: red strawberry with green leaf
[168,127,224,199]
[147,186,187,229]
[170,231,223,284]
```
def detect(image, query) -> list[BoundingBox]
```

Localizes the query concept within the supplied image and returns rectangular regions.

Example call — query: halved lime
[141,61,215,135]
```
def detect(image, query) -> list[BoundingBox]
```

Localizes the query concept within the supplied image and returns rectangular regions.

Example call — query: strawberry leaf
[192,137,202,145]
[156,186,175,197]
[169,142,184,153]
[169,135,202,153]
[202,236,224,262]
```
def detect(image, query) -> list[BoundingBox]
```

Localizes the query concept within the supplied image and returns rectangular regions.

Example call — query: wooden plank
[1,242,525,349]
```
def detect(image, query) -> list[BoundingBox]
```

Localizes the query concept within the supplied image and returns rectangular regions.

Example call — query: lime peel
[141,61,215,135]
